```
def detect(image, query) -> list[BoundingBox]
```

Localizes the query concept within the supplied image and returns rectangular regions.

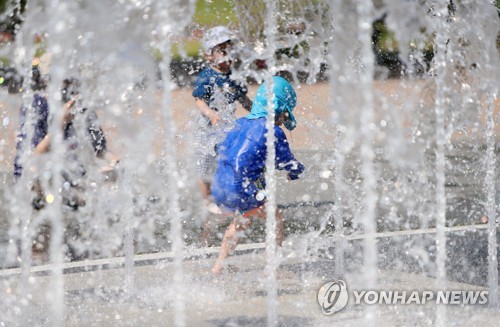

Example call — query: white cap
[201,26,234,55]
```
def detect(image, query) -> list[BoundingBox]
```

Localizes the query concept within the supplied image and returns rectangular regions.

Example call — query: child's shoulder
[193,66,219,84]
[196,65,218,77]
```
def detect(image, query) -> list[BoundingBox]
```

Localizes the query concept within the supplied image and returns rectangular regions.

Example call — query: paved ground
[1,232,500,326]
[1,79,499,172]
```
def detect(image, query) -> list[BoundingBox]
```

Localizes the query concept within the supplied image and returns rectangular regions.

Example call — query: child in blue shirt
[192,26,252,235]
[211,76,304,275]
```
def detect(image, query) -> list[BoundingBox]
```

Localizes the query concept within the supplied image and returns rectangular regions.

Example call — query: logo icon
[317,280,348,315]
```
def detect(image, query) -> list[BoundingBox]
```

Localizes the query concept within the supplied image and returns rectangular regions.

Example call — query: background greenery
[0,0,498,84]
[1,0,499,58]
[172,0,238,57]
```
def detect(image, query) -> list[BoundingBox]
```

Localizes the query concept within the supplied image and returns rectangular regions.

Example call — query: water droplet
[45,194,55,204]
[320,170,332,179]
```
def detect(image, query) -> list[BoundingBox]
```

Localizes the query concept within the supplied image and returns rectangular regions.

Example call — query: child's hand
[194,99,221,125]
[62,97,77,125]
[209,111,221,125]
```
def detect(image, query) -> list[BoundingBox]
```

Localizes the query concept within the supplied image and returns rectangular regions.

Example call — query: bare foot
[212,261,240,276]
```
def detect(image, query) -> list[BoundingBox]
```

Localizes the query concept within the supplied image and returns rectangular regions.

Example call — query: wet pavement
[1,232,500,326]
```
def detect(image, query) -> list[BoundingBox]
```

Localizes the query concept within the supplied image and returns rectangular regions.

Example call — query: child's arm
[34,134,51,154]
[33,97,77,155]
[238,95,253,112]
[195,98,220,125]
[275,128,304,179]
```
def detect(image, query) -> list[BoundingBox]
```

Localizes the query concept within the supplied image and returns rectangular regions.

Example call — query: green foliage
[0,0,7,12]
[3,0,498,62]
[171,39,201,59]
[373,19,399,52]
[0,0,26,34]
[194,0,237,27]
[0,55,10,65]
[172,0,238,58]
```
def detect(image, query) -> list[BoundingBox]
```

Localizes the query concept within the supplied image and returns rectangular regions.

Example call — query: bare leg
[198,179,211,200]
[243,206,283,247]
[212,206,285,275]
[212,215,251,275]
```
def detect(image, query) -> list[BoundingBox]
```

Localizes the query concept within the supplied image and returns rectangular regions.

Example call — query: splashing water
[0,0,498,326]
